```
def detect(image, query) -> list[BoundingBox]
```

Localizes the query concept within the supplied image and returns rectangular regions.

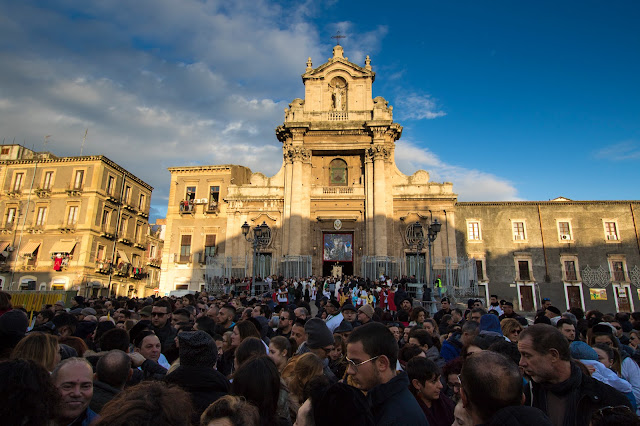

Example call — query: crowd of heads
[1,279,640,425]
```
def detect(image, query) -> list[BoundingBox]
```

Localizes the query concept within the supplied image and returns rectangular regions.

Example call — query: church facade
[159,45,640,314]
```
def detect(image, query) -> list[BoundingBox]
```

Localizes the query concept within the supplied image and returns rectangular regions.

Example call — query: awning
[49,240,77,254]
[19,241,41,256]
[0,241,10,253]
[117,249,130,264]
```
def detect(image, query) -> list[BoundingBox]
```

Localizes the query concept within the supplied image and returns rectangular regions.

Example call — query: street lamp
[427,219,442,296]
[242,221,271,296]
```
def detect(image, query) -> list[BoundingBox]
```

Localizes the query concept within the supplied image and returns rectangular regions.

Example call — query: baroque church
[159,45,640,314]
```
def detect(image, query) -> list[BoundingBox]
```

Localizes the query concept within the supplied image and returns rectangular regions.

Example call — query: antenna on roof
[43,135,51,151]
[80,128,88,156]
[331,31,346,46]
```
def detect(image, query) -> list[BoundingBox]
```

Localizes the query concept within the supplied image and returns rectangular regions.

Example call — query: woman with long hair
[281,352,324,405]
[231,356,282,426]
[11,332,60,372]
[268,336,292,373]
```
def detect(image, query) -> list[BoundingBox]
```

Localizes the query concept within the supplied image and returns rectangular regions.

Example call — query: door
[567,286,583,310]
[520,285,534,312]
[615,285,632,312]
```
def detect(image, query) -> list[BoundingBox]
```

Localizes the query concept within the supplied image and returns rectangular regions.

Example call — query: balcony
[100,225,116,239]
[0,223,15,235]
[179,200,195,214]
[114,262,132,277]
[205,201,219,214]
[95,261,112,274]
[28,224,45,234]
[147,257,162,268]
[58,222,77,233]
[65,184,83,196]
[6,189,21,198]
[132,267,148,280]
[137,210,149,219]
[312,185,364,198]
[35,187,51,198]
[105,194,118,204]
[133,242,145,250]
[123,203,137,213]
[118,237,132,245]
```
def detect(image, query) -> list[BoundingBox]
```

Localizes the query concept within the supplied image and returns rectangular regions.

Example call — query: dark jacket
[525,366,632,426]
[90,380,121,413]
[128,359,167,385]
[415,391,454,426]
[152,322,177,354]
[480,406,552,426]
[367,372,429,426]
[165,365,229,424]
[393,288,408,310]
[440,333,462,362]
[433,308,452,326]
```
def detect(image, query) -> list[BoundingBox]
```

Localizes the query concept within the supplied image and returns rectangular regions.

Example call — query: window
[209,186,220,209]
[5,208,16,226]
[138,194,145,210]
[564,260,577,281]
[119,216,128,236]
[1,147,9,155]
[101,209,110,230]
[513,221,526,241]
[74,170,84,189]
[467,221,481,241]
[13,172,24,191]
[204,235,216,258]
[186,186,196,201]
[476,259,484,281]
[135,222,142,242]
[36,207,47,226]
[96,244,105,261]
[43,171,53,190]
[124,185,131,203]
[107,176,115,195]
[180,235,192,262]
[604,221,619,241]
[67,206,78,225]
[149,245,157,258]
[132,254,141,268]
[558,221,572,241]
[613,261,626,282]
[329,159,348,186]
[518,260,531,281]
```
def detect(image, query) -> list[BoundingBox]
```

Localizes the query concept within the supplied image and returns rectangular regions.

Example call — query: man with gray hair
[52,357,98,425]
[90,350,132,413]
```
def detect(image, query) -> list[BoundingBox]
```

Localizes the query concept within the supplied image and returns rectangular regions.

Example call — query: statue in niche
[330,77,347,111]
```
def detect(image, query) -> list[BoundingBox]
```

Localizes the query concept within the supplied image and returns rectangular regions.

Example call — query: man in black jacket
[90,350,131,413]
[151,300,177,354]
[346,322,428,425]
[519,324,631,426]
[165,331,229,424]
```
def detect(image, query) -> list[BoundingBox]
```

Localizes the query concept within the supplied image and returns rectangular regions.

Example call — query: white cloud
[394,140,521,201]
[394,93,446,120]
[594,141,640,161]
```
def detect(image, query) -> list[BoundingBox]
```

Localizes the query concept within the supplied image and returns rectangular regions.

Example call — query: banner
[323,233,353,262]
[589,288,607,301]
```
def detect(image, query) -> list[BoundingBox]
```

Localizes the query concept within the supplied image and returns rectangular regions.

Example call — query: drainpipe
[631,203,640,256]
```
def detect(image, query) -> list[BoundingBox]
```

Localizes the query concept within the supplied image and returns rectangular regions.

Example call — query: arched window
[329,159,348,186]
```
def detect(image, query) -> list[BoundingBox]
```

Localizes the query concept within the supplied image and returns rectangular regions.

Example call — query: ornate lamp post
[241,221,271,296]
[427,219,442,294]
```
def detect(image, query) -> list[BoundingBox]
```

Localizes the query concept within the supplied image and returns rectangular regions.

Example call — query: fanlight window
[329,159,347,186]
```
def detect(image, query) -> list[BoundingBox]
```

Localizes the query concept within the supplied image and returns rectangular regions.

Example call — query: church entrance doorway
[322,232,353,278]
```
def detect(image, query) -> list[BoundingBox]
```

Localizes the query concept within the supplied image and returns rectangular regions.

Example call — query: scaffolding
[431,256,479,298]
[278,255,312,279]
[361,256,402,281]
[204,256,233,293]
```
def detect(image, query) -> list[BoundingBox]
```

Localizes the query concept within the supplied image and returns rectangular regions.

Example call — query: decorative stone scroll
[581,265,610,288]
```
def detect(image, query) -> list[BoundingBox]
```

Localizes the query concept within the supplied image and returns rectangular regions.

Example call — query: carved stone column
[369,142,389,256]
[364,151,374,256]
[285,129,309,256]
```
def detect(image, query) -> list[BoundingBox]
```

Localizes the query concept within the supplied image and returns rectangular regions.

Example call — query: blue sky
[0,1,638,221]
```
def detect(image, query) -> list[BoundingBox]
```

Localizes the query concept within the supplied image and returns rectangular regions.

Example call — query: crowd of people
[1,276,640,426]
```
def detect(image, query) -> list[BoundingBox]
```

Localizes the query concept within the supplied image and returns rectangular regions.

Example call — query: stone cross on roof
[331,31,346,46]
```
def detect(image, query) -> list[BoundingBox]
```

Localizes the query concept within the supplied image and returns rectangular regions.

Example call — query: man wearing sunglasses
[346,322,427,425]
[151,300,177,354]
